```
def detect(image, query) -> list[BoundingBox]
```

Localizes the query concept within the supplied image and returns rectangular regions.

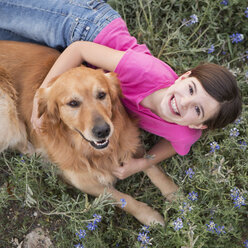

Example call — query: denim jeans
[0,0,120,50]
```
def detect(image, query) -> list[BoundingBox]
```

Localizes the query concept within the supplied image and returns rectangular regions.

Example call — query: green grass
[0,0,247,247]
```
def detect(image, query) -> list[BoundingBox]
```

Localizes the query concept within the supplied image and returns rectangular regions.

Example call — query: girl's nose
[180,96,191,108]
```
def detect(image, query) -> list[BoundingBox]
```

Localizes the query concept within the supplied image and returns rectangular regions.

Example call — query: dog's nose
[92,122,110,139]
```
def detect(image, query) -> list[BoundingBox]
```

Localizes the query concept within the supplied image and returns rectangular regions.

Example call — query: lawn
[0,0,247,247]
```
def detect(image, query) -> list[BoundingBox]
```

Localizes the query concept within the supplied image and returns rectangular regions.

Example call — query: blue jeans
[0,0,120,50]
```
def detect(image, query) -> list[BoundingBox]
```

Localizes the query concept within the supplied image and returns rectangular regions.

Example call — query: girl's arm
[32,41,125,129]
[112,139,177,179]
[41,41,125,88]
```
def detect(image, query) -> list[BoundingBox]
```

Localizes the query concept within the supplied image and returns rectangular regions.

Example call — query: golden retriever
[0,41,178,225]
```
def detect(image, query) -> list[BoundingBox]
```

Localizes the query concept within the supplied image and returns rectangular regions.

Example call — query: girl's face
[158,71,220,129]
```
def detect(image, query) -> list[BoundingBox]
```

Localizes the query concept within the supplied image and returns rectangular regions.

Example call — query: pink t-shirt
[94,18,202,155]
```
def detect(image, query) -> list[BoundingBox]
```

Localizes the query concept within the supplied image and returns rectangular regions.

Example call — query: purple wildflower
[239,141,247,150]
[245,7,248,18]
[173,217,184,231]
[137,232,152,245]
[188,191,198,201]
[234,195,246,208]
[93,214,102,224]
[208,44,215,54]
[244,240,248,248]
[210,141,220,152]
[230,187,240,199]
[185,168,195,178]
[76,229,86,239]
[230,33,244,43]
[206,220,216,232]
[215,225,226,235]
[141,225,150,233]
[183,14,198,26]
[220,0,228,5]
[230,127,240,137]
[86,222,97,231]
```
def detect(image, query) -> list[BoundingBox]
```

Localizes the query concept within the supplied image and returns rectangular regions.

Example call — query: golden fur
[0,41,178,225]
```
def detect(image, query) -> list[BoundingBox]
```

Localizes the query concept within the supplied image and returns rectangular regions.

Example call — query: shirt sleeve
[114,49,178,103]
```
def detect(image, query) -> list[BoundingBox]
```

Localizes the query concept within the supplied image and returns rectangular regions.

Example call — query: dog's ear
[104,72,123,102]
[37,87,60,124]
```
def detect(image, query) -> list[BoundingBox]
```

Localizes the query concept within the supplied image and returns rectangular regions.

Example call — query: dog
[0,41,178,225]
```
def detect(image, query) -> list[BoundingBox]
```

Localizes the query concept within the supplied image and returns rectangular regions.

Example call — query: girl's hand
[31,92,43,132]
[112,157,148,180]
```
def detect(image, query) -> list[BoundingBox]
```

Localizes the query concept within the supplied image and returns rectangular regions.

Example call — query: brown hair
[190,63,242,130]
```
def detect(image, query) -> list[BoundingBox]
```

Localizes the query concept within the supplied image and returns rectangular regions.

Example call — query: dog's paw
[137,206,165,226]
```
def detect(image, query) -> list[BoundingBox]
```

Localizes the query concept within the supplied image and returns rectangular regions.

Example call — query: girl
[0,0,242,191]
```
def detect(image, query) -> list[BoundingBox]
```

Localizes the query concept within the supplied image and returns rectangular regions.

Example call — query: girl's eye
[97,91,106,100]
[189,85,194,95]
[195,106,201,116]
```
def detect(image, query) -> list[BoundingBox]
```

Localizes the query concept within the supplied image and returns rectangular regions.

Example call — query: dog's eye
[97,91,106,100]
[67,100,81,107]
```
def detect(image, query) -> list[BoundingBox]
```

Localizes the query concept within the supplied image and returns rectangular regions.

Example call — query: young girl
[0,0,242,188]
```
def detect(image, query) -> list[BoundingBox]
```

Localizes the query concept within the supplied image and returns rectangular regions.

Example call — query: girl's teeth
[171,97,179,114]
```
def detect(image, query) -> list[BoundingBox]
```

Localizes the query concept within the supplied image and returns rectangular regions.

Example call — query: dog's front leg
[61,169,164,226]
[107,187,164,226]
[144,165,179,202]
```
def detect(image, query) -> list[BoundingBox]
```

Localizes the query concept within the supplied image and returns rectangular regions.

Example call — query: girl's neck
[140,88,168,116]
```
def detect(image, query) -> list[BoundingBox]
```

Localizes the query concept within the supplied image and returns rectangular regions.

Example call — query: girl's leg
[0,0,120,50]
[0,28,38,43]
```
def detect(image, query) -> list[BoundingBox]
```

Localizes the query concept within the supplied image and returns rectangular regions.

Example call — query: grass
[0,0,247,247]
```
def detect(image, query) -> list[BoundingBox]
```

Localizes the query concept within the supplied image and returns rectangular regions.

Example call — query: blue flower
[74,244,84,248]
[230,187,240,199]
[244,51,248,61]
[230,127,240,137]
[141,225,150,233]
[210,141,220,153]
[137,232,152,245]
[188,191,198,201]
[245,7,248,18]
[234,117,242,125]
[183,14,198,26]
[207,44,215,54]
[220,0,228,5]
[239,141,247,150]
[234,195,246,208]
[244,239,248,248]
[19,154,25,163]
[86,222,98,231]
[185,168,195,178]
[246,71,248,78]
[76,229,86,239]
[230,33,244,43]
[173,217,184,231]
[179,202,193,216]
[93,214,102,224]
[206,220,216,232]
[215,225,226,235]
[120,198,127,208]
[190,14,198,24]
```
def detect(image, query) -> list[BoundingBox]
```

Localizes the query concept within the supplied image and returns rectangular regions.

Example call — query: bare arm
[144,139,176,168]
[41,41,125,88]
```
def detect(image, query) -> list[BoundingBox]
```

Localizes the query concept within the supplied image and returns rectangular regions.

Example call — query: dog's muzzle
[75,122,111,150]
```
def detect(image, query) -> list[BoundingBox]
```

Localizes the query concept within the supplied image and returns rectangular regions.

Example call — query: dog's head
[37,66,122,150]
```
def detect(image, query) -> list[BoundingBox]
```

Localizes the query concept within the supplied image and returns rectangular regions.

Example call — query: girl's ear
[180,70,191,80]
[188,123,208,130]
